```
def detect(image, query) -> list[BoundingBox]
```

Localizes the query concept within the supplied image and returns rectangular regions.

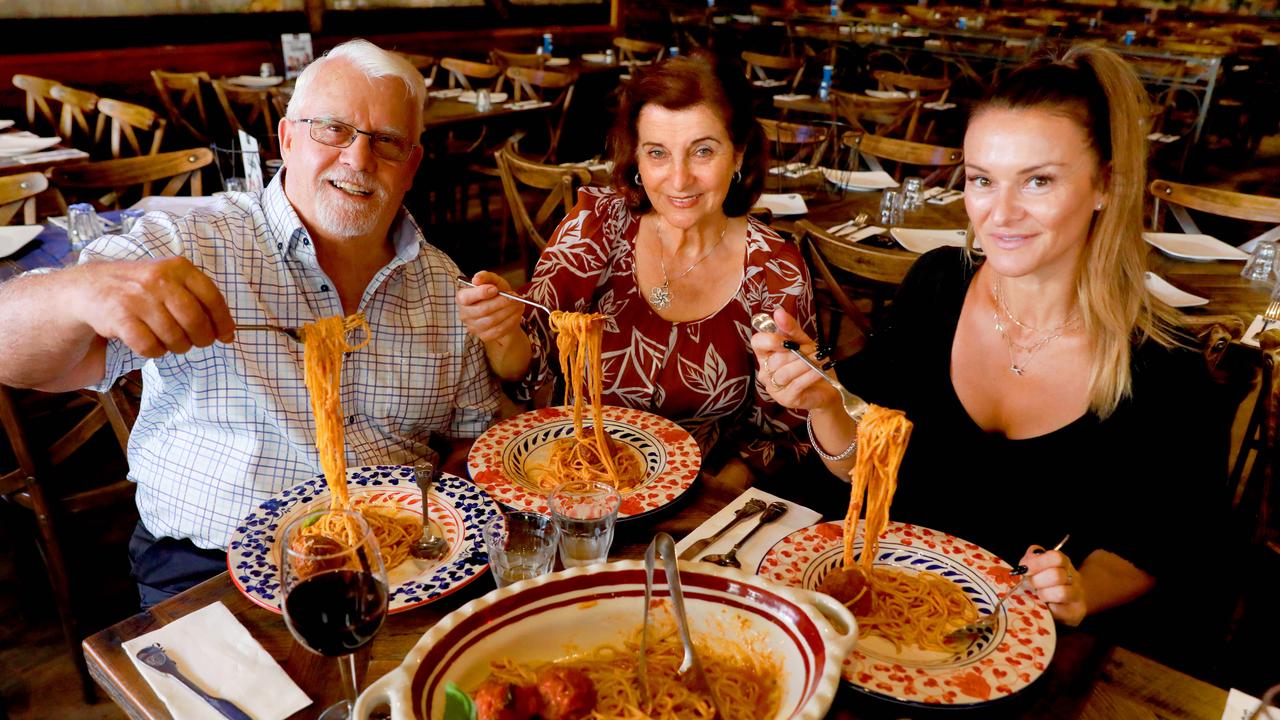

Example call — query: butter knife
[678,498,767,560]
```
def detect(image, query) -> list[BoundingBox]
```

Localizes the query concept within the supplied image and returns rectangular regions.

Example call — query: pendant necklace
[648,218,728,310]
[991,279,1079,376]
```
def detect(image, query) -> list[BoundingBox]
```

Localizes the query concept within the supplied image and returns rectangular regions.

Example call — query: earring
[634,172,643,186]
[1095,202,1105,211]
[734,170,743,183]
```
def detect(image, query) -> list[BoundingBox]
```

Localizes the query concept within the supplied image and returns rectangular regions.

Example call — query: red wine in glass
[281,508,388,720]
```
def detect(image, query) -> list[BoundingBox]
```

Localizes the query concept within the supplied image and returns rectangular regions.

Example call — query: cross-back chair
[491,49,548,71]
[211,79,280,157]
[439,57,505,92]
[1149,179,1280,249]
[11,74,61,133]
[795,218,919,352]
[495,141,593,280]
[46,84,100,152]
[872,70,951,141]
[50,147,213,212]
[613,37,665,64]
[841,131,964,187]
[0,172,49,226]
[758,118,831,184]
[741,51,805,93]
[1,379,138,702]
[830,89,916,140]
[393,51,439,85]
[1238,328,1280,561]
[504,66,577,163]
[151,70,212,145]
[95,98,167,159]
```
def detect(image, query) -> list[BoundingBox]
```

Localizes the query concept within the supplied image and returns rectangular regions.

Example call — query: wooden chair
[830,89,916,140]
[211,79,280,157]
[11,74,61,133]
[612,37,665,64]
[1149,179,1280,249]
[758,118,831,179]
[151,70,212,145]
[394,51,439,85]
[0,172,49,226]
[495,141,592,279]
[1239,329,1280,559]
[504,66,577,163]
[439,57,505,92]
[794,219,918,351]
[1,380,138,702]
[841,131,964,187]
[95,98,167,159]
[741,51,805,93]
[491,49,548,71]
[50,147,213,212]
[872,70,952,141]
[47,84,101,151]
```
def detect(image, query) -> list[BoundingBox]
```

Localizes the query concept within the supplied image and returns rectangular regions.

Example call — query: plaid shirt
[82,174,499,549]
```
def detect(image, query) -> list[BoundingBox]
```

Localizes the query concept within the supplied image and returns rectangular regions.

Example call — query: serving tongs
[751,313,868,421]
[639,533,725,718]
[455,275,552,315]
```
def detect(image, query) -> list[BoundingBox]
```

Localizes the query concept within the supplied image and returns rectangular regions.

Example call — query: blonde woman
[752,46,1218,627]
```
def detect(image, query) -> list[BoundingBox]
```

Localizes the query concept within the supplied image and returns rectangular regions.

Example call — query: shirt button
[276,242,282,250]
[303,238,310,246]
[346,415,356,425]
[319,284,329,292]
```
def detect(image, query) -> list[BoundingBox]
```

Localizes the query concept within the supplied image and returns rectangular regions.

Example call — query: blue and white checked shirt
[81,174,500,549]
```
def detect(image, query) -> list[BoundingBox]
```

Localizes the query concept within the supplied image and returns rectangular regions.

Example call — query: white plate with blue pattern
[227,465,500,614]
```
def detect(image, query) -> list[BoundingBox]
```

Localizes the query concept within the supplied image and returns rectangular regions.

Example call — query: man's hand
[71,257,235,357]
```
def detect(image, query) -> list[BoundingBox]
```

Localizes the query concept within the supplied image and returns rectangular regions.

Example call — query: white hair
[286,38,424,137]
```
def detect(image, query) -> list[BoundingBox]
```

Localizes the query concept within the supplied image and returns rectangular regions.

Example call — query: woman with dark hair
[753,45,1220,626]
[460,51,816,485]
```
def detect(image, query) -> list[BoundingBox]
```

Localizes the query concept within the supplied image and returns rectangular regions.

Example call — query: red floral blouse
[516,187,816,475]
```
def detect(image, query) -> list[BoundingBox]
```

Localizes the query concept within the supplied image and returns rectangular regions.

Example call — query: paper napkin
[123,602,311,720]
[676,488,820,573]
[1243,314,1279,348]
[1223,688,1279,720]
[756,193,809,216]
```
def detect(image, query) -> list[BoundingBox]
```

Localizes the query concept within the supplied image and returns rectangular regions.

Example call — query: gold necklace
[991,280,1079,376]
[648,218,729,310]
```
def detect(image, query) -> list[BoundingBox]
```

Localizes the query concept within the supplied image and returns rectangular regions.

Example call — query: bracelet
[807,413,858,461]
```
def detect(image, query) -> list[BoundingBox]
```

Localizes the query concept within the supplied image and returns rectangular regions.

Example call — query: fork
[236,324,303,344]
[455,275,552,315]
[751,313,868,421]
[948,535,1070,639]
[1261,293,1280,334]
[640,533,724,717]
[135,644,252,720]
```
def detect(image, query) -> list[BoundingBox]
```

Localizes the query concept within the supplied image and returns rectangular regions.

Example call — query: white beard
[313,174,389,239]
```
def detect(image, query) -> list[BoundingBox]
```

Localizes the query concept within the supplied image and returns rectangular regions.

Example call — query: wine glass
[281,508,388,720]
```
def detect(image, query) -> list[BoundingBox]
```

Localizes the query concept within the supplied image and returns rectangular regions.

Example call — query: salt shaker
[67,203,104,251]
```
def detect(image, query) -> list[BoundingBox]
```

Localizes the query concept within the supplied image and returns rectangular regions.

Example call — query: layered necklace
[990,279,1080,376]
[648,218,728,310]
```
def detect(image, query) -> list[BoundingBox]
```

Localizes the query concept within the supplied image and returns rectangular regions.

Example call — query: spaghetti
[527,311,645,492]
[475,608,780,720]
[293,313,421,570]
[820,405,978,652]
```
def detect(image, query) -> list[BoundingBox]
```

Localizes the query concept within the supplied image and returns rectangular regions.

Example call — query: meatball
[287,533,347,578]
[473,678,541,720]
[535,666,596,720]
[818,566,872,616]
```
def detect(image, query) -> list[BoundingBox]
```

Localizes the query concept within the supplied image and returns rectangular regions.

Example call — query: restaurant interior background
[1,0,1278,716]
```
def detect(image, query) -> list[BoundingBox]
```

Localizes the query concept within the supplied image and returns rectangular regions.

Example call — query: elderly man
[0,39,498,606]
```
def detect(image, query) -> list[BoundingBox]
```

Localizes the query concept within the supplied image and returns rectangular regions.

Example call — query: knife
[678,498,767,560]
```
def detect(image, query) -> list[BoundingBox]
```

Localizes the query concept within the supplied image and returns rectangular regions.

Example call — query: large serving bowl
[353,560,858,720]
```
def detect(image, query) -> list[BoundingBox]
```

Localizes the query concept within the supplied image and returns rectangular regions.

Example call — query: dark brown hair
[607,50,765,216]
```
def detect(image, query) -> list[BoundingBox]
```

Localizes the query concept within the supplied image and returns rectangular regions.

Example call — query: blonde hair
[970,44,1182,418]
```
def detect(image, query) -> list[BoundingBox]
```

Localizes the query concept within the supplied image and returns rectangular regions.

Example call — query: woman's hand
[1019,545,1087,626]
[456,271,531,381]
[749,307,840,413]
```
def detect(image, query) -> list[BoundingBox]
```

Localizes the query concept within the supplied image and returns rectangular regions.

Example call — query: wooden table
[84,475,1230,720]
[0,146,89,177]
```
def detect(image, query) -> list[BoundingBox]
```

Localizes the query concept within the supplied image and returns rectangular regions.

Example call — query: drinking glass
[281,509,388,720]
[223,177,248,193]
[902,177,925,212]
[66,203,103,251]
[547,480,621,568]
[1242,240,1278,283]
[475,88,493,113]
[484,511,558,587]
[119,209,145,235]
[879,189,904,225]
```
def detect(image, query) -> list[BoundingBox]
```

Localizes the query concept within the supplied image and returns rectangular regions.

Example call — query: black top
[836,247,1219,578]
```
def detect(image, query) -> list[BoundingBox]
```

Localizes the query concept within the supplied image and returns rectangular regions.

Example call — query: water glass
[1242,241,1278,282]
[475,89,493,113]
[879,190,905,225]
[902,177,925,212]
[484,511,558,587]
[67,203,103,251]
[223,177,248,193]
[547,481,621,568]
[260,62,276,78]
[119,209,145,235]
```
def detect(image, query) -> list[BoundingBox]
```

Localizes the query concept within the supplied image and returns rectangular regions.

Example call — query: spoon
[410,462,449,563]
[751,313,868,421]
[701,501,788,569]
[639,533,724,716]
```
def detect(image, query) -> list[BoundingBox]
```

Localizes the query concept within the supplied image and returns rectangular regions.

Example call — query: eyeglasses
[292,117,416,162]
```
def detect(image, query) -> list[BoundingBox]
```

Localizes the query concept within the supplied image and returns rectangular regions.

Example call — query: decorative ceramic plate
[759,521,1056,707]
[227,465,500,615]
[467,406,700,521]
